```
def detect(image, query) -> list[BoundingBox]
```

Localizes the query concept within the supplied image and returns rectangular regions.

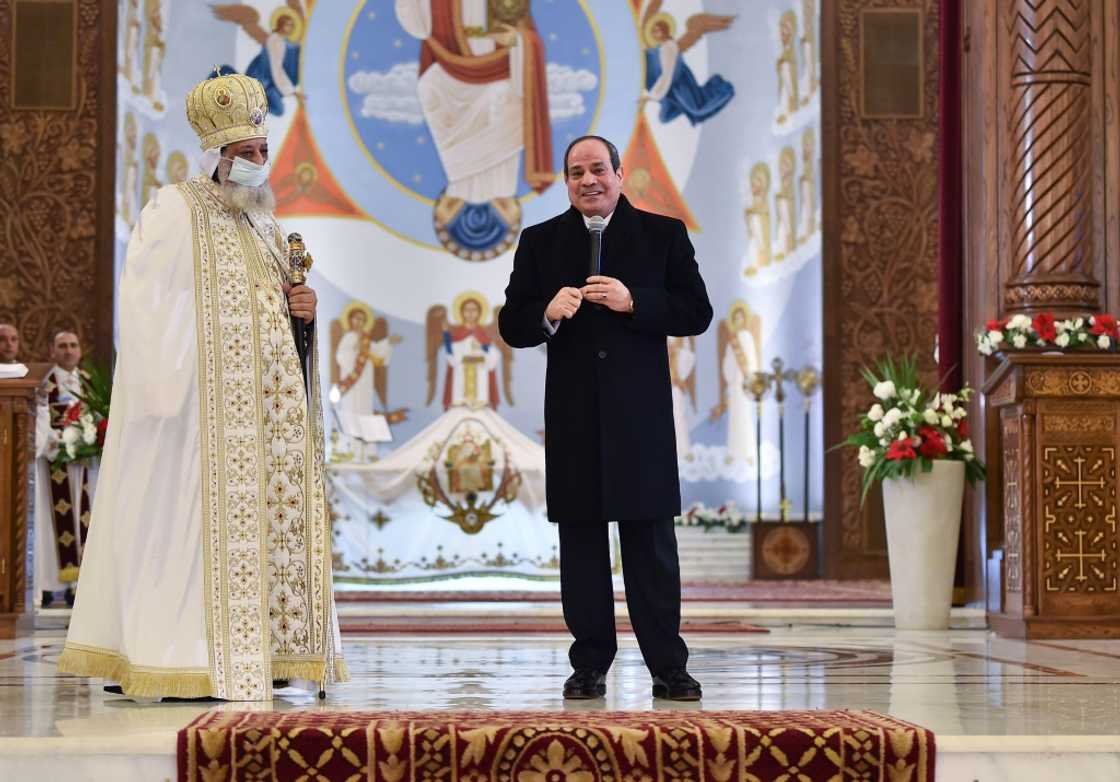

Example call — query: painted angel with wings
[668,336,696,460]
[710,300,763,465]
[330,301,405,439]
[425,292,514,412]
[639,0,736,125]
[211,1,305,116]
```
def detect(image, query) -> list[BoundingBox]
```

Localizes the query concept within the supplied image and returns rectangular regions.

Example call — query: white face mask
[224,155,271,187]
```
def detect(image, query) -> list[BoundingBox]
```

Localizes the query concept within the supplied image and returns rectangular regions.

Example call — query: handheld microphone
[587,215,606,277]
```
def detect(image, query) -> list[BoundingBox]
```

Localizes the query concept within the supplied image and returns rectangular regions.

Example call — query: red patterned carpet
[179,708,934,782]
[335,579,892,604]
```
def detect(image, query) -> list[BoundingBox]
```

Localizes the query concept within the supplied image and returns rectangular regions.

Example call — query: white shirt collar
[582,211,614,229]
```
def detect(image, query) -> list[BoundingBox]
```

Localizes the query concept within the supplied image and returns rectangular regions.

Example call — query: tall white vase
[881,460,966,630]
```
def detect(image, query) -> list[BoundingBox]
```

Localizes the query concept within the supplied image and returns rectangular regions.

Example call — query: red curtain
[938,0,963,391]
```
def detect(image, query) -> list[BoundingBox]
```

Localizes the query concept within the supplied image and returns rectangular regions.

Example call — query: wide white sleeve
[676,345,696,380]
[646,41,678,100]
[395,0,432,38]
[266,34,296,96]
[117,185,199,419]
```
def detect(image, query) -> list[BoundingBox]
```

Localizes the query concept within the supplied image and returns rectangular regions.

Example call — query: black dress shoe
[103,685,123,695]
[41,590,53,609]
[563,668,606,700]
[64,587,75,607]
[652,668,702,701]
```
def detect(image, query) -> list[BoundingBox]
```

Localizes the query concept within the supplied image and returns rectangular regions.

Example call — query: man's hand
[581,276,633,314]
[546,287,583,322]
[284,283,317,323]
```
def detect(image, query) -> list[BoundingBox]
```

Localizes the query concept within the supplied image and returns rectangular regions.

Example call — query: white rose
[897,431,910,441]
[65,442,77,460]
[879,438,889,446]
[923,409,939,424]
[978,339,993,356]
[1100,335,1112,350]
[1009,314,1032,330]
[941,415,953,428]
[953,407,967,420]
[960,440,974,454]
[882,408,903,427]
[1079,333,1088,342]
[1012,334,1028,349]
[858,445,876,468]
[1075,318,1085,329]
[61,427,79,446]
[873,380,896,400]
[988,330,1004,344]
[873,421,886,438]
[1056,332,1071,348]
[81,425,96,445]
[868,404,884,422]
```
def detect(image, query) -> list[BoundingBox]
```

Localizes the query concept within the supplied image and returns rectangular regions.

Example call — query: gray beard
[219,180,276,213]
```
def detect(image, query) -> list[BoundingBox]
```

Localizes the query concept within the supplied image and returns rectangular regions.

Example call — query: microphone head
[587,215,607,234]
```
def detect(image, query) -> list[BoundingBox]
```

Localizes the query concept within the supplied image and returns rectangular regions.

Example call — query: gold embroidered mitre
[185,72,269,151]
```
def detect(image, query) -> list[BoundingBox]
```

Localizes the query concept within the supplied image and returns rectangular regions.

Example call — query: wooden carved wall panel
[823,0,940,576]
[0,1,113,362]
[1040,445,1119,606]
[1004,0,1098,312]
[1002,413,1022,593]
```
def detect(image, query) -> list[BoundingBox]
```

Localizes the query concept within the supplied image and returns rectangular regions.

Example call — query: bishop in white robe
[59,72,347,700]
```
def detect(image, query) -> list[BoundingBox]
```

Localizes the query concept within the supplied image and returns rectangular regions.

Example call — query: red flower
[1091,315,1119,338]
[1033,313,1057,342]
[918,426,948,459]
[985,318,1007,332]
[96,418,108,447]
[62,403,82,425]
[886,439,917,461]
[957,418,969,439]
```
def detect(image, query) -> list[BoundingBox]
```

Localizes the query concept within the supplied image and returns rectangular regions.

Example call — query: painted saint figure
[425,293,513,411]
[798,128,817,242]
[711,301,762,465]
[799,0,818,104]
[668,336,696,460]
[141,0,166,110]
[775,11,799,123]
[212,2,305,117]
[118,113,140,225]
[121,0,143,91]
[396,0,554,259]
[140,132,162,209]
[330,301,401,442]
[165,150,189,184]
[743,162,772,277]
[773,146,797,261]
[640,0,736,126]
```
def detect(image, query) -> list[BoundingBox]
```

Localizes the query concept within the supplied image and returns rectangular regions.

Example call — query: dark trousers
[558,517,688,675]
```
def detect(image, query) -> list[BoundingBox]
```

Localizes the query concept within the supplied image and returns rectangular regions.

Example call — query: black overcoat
[499,195,713,524]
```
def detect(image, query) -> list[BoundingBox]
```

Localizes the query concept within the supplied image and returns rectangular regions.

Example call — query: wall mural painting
[114,0,822,582]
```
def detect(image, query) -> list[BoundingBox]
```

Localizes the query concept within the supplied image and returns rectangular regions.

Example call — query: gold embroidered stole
[179,177,340,699]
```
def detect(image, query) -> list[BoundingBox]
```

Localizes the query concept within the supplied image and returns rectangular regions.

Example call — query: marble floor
[3,623,1120,780]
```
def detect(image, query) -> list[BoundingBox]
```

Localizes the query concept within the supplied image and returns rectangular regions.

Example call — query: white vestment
[777,54,797,117]
[774,190,795,257]
[396,0,525,202]
[59,177,346,700]
[33,366,97,593]
[723,331,759,464]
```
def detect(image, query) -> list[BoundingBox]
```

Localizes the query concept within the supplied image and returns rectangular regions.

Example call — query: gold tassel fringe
[58,644,214,699]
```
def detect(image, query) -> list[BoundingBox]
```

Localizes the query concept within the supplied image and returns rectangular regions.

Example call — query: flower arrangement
[976,313,1119,355]
[675,502,751,533]
[49,361,111,469]
[843,355,986,502]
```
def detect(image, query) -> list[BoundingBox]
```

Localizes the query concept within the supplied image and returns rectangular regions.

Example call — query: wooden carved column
[1003,0,1099,313]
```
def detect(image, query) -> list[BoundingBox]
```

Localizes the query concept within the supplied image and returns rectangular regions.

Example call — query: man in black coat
[499,135,713,701]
